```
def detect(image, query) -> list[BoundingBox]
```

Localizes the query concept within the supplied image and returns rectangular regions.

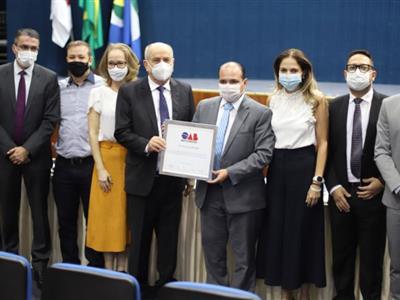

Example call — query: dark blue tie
[157,86,170,127]
[351,98,363,179]
[14,70,26,145]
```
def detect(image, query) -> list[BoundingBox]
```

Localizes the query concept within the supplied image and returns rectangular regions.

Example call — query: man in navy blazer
[0,28,60,288]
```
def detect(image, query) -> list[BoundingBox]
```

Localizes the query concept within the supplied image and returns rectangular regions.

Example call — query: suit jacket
[375,94,400,209]
[192,95,275,214]
[114,77,195,196]
[0,62,60,171]
[325,90,386,192]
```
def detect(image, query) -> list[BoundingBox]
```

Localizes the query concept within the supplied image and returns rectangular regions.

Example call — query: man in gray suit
[375,94,400,300]
[192,62,275,291]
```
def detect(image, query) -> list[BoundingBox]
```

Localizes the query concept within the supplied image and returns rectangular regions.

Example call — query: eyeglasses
[345,64,374,73]
[108,61,127,69]
[17,45,39,52]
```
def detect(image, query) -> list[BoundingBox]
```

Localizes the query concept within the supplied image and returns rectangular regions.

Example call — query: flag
[79,0,104,64]
[109,0,142,60]
[50,0,72,48]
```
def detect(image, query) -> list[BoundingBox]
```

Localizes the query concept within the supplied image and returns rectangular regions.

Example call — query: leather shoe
[32,262,47,289]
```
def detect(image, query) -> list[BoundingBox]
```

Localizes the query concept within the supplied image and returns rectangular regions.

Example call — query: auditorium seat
[158,281,262,300]
[0,251,32,300]
[41,263,140,300]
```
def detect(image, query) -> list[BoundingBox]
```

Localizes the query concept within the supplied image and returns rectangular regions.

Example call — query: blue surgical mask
[279,73,302,92]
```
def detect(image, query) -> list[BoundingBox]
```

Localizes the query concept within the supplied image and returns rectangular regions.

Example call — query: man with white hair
[115,42,195,293]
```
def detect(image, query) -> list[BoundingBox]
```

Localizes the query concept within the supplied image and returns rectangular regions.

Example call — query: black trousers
[127,175,183,285]
[52,156,103,267]
[329,184,386,300]
[0,159,51,265]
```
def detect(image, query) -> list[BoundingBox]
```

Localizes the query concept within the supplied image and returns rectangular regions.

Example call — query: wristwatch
[312,176,325,185]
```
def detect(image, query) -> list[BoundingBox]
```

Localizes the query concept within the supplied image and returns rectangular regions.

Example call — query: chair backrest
[0,251,32,300]
[158,281,262,300]
[41,263,140,300]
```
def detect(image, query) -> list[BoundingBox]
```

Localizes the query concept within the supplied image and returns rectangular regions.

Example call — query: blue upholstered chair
[0,251,32,300]
[41,263,140,300]
[158,281,262,300]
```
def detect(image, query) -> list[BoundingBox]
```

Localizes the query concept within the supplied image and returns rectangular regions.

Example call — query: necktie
[214,102,234,170]
[157,86,170,127]
[351,98,363,179]
[14,70,26,145]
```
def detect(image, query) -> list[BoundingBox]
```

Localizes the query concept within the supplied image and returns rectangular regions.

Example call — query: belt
[57,155,93,165]
[348,181,361,188]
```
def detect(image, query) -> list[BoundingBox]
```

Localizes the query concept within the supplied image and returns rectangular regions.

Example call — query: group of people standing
[0,27,399,300]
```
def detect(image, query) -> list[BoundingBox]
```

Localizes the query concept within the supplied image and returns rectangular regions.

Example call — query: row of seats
[0,251,261,300]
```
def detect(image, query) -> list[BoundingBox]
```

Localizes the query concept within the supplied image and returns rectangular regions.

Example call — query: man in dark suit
[115,42,195,290]
[325,50,386,300]
[0,28,60,288]
[193,62,275,291]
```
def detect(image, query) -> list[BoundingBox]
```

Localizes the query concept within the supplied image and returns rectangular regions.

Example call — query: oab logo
[181,132,199,143]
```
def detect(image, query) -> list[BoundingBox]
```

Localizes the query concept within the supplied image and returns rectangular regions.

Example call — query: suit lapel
[222,97,249,156]
[364,91,381,148]
[141,79,159,133]
[6,63,17,111]
[170,78,180,120]
[339,95,350,153]
[24,65,40,116]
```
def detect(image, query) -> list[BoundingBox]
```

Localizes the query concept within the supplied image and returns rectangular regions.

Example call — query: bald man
[192,62,275,291]
[115,42,195,291]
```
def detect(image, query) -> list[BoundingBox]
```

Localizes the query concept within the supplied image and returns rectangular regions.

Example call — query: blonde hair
[273,48,325,111]
[98,43,140,86]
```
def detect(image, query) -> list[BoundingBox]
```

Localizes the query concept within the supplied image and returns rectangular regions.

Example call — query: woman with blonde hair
[86,43,140,271]
[256,49,328,299]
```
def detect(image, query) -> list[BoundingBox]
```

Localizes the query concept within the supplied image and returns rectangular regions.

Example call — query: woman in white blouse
[86,43,139,271]
[256,49,329,300]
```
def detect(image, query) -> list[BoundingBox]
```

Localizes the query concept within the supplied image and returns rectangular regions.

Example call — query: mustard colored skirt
[86,141,128,252]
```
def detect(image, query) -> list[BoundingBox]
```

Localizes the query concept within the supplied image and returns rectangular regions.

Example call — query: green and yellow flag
[79,0,104,64]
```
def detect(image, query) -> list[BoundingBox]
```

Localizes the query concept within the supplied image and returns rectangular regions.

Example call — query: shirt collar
[148,76,171,92]
[67,71,95,86]
[14,59,34,77]
[349,86,374,104]
[219,93,245,111]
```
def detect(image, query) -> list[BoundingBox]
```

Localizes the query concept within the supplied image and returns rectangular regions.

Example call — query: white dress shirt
[346,87,373,182]
[215,94,245,153]
[148,76,173,136]
[14,60,33,103]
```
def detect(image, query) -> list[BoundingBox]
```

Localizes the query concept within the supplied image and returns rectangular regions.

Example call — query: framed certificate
[159,120,217,180]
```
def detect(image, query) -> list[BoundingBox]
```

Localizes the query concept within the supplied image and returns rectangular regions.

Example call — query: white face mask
[151,61,173,82]
[346,69,371,91]
[108,66,128,82]
[219,83,243,103]
[17,50,38,68]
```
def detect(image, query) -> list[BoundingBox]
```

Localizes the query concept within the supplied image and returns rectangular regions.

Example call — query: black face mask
[67,61,89,77]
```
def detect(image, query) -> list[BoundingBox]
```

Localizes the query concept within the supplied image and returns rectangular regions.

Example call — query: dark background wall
[6,0,400,84]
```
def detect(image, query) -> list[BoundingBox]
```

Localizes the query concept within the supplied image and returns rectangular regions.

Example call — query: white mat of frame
[18,180,390,300]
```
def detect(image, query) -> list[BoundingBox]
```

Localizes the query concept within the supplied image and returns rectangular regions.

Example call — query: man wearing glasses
[325,50,386,300]
[0,28,60,288]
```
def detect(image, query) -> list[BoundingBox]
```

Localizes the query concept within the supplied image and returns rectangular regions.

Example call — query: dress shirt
[346,87,373,182]
[148,76,173,136]
[14,60,33,104]
[56,72,105,158]
[215,94,245,153]
[330,87,374,194]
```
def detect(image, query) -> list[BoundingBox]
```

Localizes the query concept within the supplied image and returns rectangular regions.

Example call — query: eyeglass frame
[345,64,375,73]
[107,61,128,69]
